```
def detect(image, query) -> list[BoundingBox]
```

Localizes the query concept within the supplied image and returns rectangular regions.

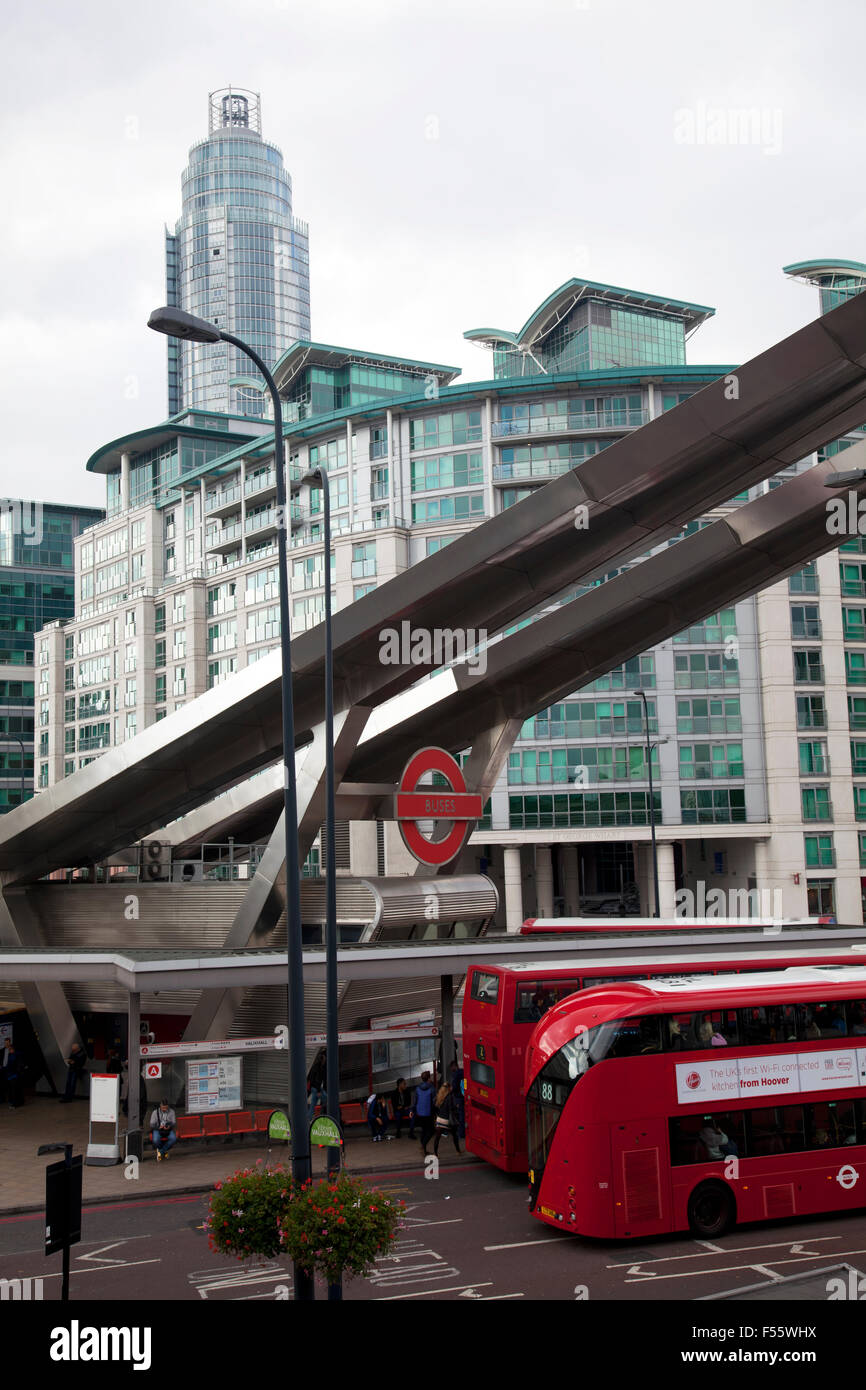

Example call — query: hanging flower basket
[280,1173,404,1285]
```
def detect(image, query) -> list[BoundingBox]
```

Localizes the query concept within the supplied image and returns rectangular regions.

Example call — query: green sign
[310,1116,343,1148]
[267,1109,291,1143]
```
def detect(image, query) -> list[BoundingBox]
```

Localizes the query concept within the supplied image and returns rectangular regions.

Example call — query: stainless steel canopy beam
[5,293,866,882]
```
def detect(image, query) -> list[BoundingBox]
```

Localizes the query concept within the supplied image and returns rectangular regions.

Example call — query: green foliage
[206,1161,294,1261]
[280,1173,405,1285]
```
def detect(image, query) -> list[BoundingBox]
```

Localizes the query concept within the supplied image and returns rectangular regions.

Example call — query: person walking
[307,1048,327,1121]
[413,1071,436,1156]
[433,1082,462,1156]
[449,1060,465,1140]
[60,1042,87,1102]
[3,1045,25,1109]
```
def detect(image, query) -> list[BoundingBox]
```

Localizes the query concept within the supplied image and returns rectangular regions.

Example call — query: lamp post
[292,464,341,1301]
[147,307,313,1302]
[633,688,660,918]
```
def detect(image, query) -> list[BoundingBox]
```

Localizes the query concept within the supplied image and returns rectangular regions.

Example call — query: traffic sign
[45,1154,82,1258]
[395,747,482,867]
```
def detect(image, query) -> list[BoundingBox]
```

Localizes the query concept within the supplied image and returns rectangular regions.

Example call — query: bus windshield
[526,1016,666,1206]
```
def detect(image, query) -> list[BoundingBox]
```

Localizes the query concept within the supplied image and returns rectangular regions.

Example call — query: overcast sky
[3,0,865,510]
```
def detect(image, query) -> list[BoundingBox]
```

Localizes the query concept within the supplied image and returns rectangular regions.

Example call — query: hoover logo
[49,1321,152,1371]
[686,1071,702,1090]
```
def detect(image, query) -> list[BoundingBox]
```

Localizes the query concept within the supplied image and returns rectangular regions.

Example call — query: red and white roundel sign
[396,747,483,867]
[686,1071,701,1090]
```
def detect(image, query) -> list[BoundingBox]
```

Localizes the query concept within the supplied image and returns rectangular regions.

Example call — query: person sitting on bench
[150,1099,178,1160]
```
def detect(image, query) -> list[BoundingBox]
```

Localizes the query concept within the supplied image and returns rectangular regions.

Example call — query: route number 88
[541,1081,553,1102]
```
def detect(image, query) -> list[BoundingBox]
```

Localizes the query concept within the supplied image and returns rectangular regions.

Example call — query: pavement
[0,1095,475,1215]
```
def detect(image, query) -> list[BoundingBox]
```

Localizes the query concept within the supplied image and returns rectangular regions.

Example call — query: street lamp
[633,688,662,918]
[147,306,313,1302]
[291,464,341,1302]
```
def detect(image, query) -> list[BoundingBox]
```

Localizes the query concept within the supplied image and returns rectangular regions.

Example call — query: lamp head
[147,307,222,343]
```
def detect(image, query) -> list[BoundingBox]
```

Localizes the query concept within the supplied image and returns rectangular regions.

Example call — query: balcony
[370,482,389,501]
[492,458,574,486]
[369,441,388,460]
[244,469,277,502]
[797,712,828,730]
[492,409,647,441]
[206,521,243,553]
[205,484,242,518]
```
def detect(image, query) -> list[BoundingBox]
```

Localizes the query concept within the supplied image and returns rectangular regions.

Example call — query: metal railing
[492,409,647,439]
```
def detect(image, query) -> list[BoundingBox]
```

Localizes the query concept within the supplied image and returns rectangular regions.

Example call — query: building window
[854,786,866,821]
[680,789,747,824]
[165,545,175,574]
[411,493,484,524]
[799,740,829,776]
[351,543,376,580]
[806,878,836,916]
[678,743,744,779]
[846,650,866,686]
[354,584,376,600]
[673,609,737,644]
[789,562,818,595]
[797,695,827,730]
[676,698,741,735]
[155,674,166,704]
[124,678,137,708]
[155,604,166,634]
[791,604,821,640]
[173,592,186,623]
[173,667,186,697]
[801,786,832,821]
[849,696,866,731]
[674,652,739,688]
[793,650,824,684]
[508,790,659,829]
[804,835,835,868]
[155,639,166,669]
[843,606,866,642]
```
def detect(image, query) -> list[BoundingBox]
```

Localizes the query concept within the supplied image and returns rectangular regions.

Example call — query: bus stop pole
[440,975,454,1081]
[127,990,140,1152]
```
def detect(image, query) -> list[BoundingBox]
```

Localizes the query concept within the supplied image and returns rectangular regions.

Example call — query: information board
[186,1056,242,1112]
[89,1073,120,1124]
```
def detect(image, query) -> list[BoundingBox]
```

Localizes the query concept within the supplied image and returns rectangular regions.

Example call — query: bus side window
[850,1001,866,1035]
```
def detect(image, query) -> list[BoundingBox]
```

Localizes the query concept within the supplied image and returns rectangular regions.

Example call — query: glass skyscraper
[1,501,103,812]
[164,88,311,418]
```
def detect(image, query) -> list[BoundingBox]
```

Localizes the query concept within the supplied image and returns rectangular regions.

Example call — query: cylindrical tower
[164,87,311,418]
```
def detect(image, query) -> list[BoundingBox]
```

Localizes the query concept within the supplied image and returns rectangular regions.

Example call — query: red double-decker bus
[520,917,825,935]
[462,931,866,1173]
[525,965,866,1239]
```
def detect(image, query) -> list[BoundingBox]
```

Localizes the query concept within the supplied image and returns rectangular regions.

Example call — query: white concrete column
[657,841,676,919]
[346,418,355,526]
[562,844,580,916]
[535,844,554,917]
[504,846,523,933]
[754,840,770,893]
[484,396,496,519]
[120,452,131,513]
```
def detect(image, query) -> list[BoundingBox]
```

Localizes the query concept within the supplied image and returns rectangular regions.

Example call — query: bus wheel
[687,1182,735,1238]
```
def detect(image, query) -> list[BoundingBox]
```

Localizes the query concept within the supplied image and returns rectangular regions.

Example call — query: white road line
[622,1247,866,1285]
[41,1259,162,1280]
[750,1265,785,1282]
[376,1282,493,1300]
[607,1235,840,1269]
[484,1238,563,1251]
[481,1292,525,1300]
[693,1240,725,1253]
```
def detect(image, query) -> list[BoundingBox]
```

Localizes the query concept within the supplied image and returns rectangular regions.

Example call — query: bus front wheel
[687,1181,735,1238]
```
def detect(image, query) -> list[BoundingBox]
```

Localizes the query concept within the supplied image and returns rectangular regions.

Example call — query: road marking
[622,1247,866,1284]
[78,1241,133,1264]
[484,1238,562,1251]
[694,1239,725,1253]
[481,1292,525,1300]
[750,1265,785,1282]
[376,1282,493,1300]
[607,1235,840,1268]
[40,1258,161,1281]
